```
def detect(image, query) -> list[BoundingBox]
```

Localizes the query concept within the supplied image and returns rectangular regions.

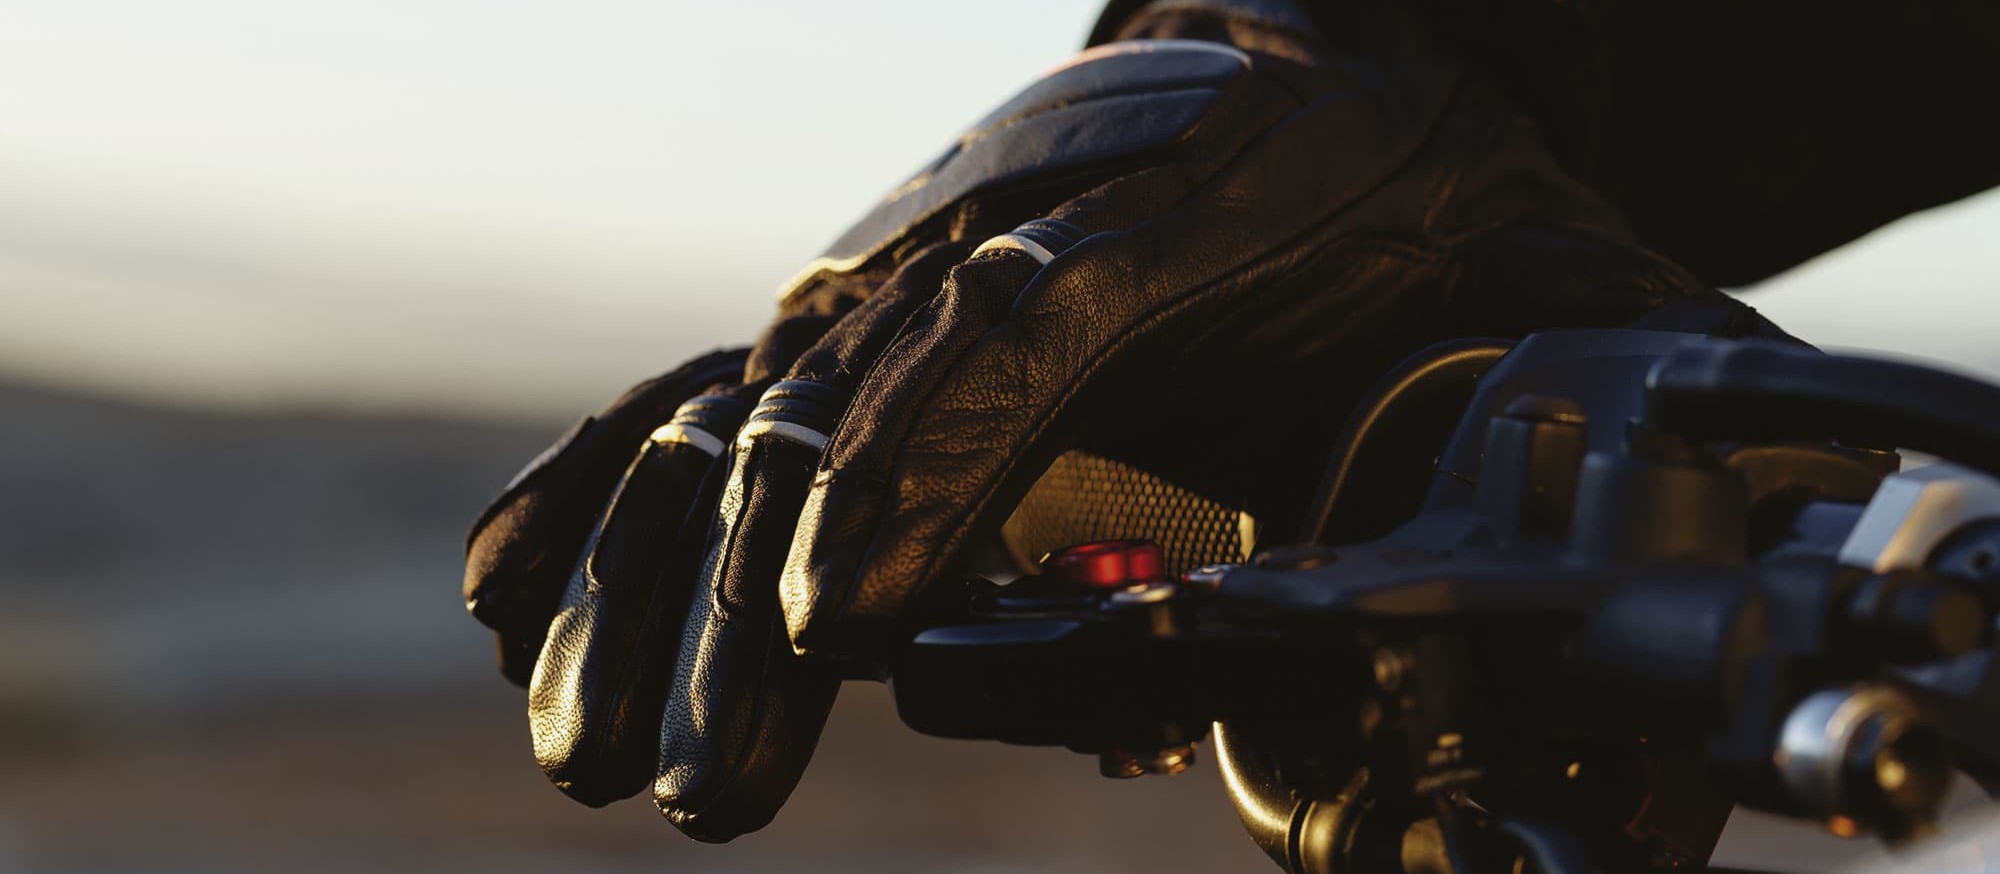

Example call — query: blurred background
[2,2,1997,872]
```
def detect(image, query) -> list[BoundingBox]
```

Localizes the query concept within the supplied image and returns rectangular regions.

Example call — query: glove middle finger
[525,310,850,804]
[650,239,981,841]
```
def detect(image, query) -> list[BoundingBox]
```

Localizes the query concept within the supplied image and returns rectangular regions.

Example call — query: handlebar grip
[1646,340,2000,479]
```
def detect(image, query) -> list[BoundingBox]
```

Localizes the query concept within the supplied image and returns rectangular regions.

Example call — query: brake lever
[891,541,1363,769]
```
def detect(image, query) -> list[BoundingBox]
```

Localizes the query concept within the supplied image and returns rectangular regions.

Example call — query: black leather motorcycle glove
[465,0,1782,844]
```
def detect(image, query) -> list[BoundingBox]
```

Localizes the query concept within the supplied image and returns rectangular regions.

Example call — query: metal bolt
[1182,564,1234,594]
[1107,580,1177,608]
[1098,751,1145,779]
[1877,754,1908,792]
[1098,743,1198,778]
[1143,743,1198,776]
[1373,648,1410,692]
[1777,685,1950,839]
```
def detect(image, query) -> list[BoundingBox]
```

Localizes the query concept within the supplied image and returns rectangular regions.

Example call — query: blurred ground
[0,379,1265,874]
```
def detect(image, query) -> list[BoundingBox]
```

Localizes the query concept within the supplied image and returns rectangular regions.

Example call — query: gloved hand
[465,0,1782,844]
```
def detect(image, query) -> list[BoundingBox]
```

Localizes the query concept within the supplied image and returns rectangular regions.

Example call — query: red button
[1044,540,1166,588]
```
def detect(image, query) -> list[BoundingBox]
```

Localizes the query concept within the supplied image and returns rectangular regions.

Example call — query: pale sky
[2,0,1996,422]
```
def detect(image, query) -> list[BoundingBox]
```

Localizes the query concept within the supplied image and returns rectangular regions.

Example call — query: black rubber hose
[1213,722,1301,871]
[1646,340,2000,481]
[1494,818,1604,874]
[1433,794,1485,874]
[1306,338,1511,545]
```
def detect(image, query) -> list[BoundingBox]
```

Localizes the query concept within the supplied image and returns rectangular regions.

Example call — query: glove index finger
[780,222,1093,660]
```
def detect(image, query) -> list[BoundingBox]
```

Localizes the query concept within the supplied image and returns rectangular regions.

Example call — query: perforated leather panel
[1000,450,1257,574]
